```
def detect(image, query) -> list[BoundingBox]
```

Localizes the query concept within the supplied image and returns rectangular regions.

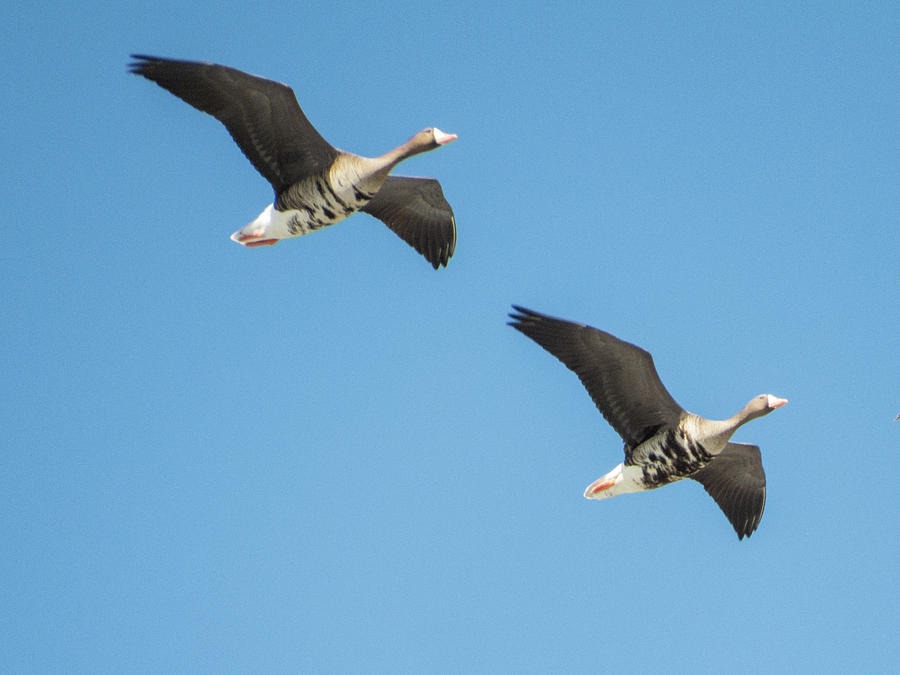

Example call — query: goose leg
[584,464,624,499]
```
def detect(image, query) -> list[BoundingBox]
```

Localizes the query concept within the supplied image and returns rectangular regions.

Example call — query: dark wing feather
[691,442,766,539]
[508,306,684,449]
[129,55,339,192]
[361,176,456,269]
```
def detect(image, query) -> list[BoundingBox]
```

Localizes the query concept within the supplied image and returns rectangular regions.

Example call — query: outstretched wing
[691,442,766,539]
[129,55,339,192]
[361,176,456,269]
[508,306,685,450]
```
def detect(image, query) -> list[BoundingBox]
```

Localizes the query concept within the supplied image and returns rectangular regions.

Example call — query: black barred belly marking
[278,175,375,237]
[629,427,713,489]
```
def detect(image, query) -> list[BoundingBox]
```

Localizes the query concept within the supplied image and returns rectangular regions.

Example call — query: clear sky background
[2,2,898,672]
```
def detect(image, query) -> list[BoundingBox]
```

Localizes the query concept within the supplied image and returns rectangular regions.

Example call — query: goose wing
[129,55,339,193]
[361,176,456,269]
[508,306,684,449]
[691,442,766,539]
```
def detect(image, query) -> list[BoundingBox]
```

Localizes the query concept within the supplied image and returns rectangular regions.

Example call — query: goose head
[409,127,458,151]
[429,127,458,147]
[741,394,789,422]
[375,127,457,172]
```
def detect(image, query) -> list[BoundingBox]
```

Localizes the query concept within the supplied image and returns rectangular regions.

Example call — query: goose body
[129,55,457,268]
[508,306,788,539]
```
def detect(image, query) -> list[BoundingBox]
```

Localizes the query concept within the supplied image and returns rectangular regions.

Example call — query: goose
[508,306,788,539]
[129,55,457,268]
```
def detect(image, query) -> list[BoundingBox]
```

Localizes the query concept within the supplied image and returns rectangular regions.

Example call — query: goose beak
[768,395,789,409]
[432,128,458,145]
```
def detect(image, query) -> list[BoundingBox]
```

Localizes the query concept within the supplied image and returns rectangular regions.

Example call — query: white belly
[231,169,381,245]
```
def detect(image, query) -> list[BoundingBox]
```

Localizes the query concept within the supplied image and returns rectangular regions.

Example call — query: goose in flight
[509,305,788,539]
[129,55,457,268]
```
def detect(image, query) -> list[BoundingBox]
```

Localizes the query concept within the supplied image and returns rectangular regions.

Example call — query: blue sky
[2,2,898,672]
